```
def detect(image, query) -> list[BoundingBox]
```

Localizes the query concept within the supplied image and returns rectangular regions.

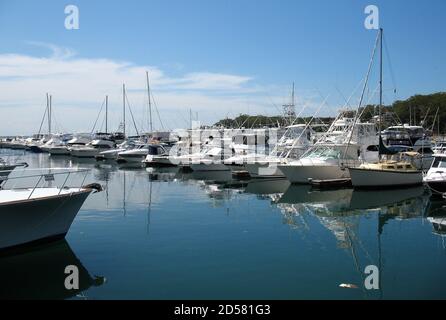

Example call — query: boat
[143,144,174,167]
[8,137,27,150]
[424,153,446,196]
[0,158,28,184]
[0,168,102,251]
[117,143,152,164]
[244,124,319,179]
[348,29,424,189]
[96,140,136,160]
[349,153,423,188]
[278,118,379,184]
[70,136,116,158]
[65,133,94,155]
[433,141,446,154]
[382,124,432,148]
[188,146,229,171]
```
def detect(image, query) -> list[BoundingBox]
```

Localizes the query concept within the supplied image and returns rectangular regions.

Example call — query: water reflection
[0,241,104,300]
[3,150,446,299]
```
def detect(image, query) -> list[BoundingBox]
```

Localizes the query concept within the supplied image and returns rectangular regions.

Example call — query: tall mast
[105,95,108,134]
[379,28,383,139]
[123,84,126,136]
[45,93,49,136]
[146,71,153,133]
[49,94,52,135]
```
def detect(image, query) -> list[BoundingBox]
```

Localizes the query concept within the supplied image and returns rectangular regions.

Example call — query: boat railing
[0,168,92,198]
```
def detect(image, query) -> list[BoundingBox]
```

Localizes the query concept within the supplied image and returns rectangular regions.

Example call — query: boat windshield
[305,147,341,160]
[431,157,446,168]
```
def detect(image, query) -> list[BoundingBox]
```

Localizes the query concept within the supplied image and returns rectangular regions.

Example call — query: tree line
[214,92,446,134]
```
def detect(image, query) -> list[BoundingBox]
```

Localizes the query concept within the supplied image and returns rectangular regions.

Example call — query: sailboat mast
[105,95,108,134]
[146,71,153,133]
[49,94,52,135]
[123,84,126,137]
[378,27,383,160]
[379,28,383,136]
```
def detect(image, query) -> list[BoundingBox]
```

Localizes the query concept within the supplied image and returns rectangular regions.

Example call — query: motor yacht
[64,133,94,156]
[243,124,319,179]
[424,153,446,196]
[278,118,379,184]
[0,168,102,251]
[143,144,174,167]
[117,143,152,164]
[96,140,136,161]
[71,137,116,158]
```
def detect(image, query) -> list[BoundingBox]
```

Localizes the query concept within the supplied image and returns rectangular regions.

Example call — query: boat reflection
[0,240,105,300]
[244,178,290,196]
[427,199,446,242]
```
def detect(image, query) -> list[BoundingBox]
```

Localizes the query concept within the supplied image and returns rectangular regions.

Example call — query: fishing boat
[424,153,446,196]
[278,118,379,184]
[244,124,321,179]
[0,168,102,251]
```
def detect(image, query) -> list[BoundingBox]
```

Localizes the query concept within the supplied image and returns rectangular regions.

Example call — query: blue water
[1,149,446,300]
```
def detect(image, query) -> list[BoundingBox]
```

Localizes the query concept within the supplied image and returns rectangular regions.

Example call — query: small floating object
[309,178,352,190]
[232,170,251,180]
[339,283,358,289]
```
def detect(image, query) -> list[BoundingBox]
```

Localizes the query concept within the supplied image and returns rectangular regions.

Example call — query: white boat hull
[245,162,285,179]
[144,156,176,167]
[278,163,349,184]
[117,154,146,164]
[349,167,423,188]
[48,147,70,156]
[0,190,91,251]
[190,163,230,172]
[70,148,101,158]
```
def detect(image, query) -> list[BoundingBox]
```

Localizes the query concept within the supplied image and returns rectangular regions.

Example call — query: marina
[0,142,446,299]
[1,0,446,303]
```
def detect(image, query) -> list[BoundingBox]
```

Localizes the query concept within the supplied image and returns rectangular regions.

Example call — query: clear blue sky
[0,0,445,133]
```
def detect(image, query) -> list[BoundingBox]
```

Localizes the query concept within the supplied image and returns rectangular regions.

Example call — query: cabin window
[148,146,160,155]
[397,165,403,169]
[366,145,379,152]
[418,148,433,154]
[432,157,446,168]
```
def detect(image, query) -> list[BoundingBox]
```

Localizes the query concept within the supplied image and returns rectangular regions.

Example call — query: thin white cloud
[26,41,77,60]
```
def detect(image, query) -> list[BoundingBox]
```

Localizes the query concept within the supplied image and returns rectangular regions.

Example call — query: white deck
[0,187,85,204]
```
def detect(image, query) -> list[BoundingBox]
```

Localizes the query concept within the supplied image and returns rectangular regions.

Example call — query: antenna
[282,82,296,124]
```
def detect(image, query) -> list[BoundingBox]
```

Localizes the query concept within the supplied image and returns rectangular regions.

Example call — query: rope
[125,92,140,136]
[150,91,166,130]
[91,97,106,134]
